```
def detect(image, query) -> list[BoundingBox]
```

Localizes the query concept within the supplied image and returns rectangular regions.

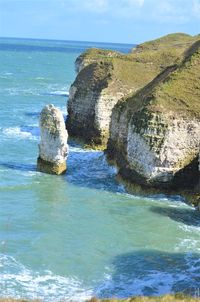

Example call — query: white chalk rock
[37,104,68,175]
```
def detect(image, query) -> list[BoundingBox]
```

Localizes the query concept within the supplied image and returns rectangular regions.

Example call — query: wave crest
[2,126,39,140]
[0,254,93,301]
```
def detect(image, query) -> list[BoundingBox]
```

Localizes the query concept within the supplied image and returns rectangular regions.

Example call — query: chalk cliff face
[66,33,199,149]
[37,104,68,175]
[107,40,200,188]
[67,61,121,147]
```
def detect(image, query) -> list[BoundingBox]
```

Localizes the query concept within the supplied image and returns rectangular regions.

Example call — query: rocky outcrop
[66,33,199,149]
[75,48,122,73]
[37,104,68,175]
[107,40,200,189]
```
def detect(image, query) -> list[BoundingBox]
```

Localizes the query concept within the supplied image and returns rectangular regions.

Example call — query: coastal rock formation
[37,104,68,175]
[66,33,199,149]
[107,40,200,189]
[75,48,121,73]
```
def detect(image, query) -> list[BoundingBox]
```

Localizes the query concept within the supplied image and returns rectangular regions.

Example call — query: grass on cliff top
[150,40,200,117]
[75,33,200,94]
[121,39,200,120]
[1,295,200,302]
[78,33,199,65]
[133,33,199,52]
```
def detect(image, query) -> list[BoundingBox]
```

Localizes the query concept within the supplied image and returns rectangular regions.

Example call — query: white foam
[49,90,69,96]
[45,83,69,97]
[2,127,37,140]
[2,84,69,97]
[95,259,200,299]
[69,145,102,153]
[35,77,45,80]
[4,72,13,76]
[4,88,40,96]
[0,72,13,79]
[0,254,93,302]
[96,271,177,297]
[179,224,200,233]
[176,238,200,251]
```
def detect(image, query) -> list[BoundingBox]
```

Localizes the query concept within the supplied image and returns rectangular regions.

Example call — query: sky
[0,0,199,44]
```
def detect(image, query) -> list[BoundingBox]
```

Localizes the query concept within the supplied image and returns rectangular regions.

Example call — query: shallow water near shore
[0,38,200,301]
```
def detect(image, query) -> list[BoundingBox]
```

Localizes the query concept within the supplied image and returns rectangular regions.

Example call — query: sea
[0,37,200,301]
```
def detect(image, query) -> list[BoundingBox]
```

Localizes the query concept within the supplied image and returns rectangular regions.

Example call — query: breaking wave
[2,126,39,140]
[0,254,93,302]
[1,86,69,97]
[1,249,200,302]
[47,90,69,97]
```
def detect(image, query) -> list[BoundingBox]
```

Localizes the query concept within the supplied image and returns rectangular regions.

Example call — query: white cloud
[126,0,144,7]
[80,0,145,13]
[193,0,200,17]
[54,0,200,24]
[142,0,190,24]
[84,0,108,13]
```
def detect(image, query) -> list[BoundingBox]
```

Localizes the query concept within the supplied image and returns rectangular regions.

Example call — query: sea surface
[0,37,200,301]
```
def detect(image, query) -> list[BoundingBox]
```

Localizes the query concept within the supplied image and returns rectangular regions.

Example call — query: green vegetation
[76,33,200,96]
[122,40,200,128]
[1,294,200,302]
[153,41,200,117]
[133,33,199,52]
[68,33,200,151]
[106,36,200,190]
[89,295,200,302]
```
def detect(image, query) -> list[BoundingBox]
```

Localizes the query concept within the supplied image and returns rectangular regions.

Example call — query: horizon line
[0,35,136,46]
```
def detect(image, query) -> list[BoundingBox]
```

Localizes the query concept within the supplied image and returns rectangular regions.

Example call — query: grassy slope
[75,33,200,97]
[133,40,200,119]
[116,39,200,120]
[133,33,199,50]
[152,41,200,117]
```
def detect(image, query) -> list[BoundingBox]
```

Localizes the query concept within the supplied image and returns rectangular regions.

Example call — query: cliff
[66,33,199,149]
[107,40,200,189]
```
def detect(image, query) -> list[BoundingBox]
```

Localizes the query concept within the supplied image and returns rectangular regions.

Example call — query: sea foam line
[0,254,93,302]
[2,126,39,140]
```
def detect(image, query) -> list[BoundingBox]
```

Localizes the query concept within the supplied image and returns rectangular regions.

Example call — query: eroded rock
[107,40,200,189]
[37,104,68,175]
[66,33,199,149]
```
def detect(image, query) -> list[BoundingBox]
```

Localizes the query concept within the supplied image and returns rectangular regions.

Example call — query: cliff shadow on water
[63,141,125,194]
[0,140,124,194]
[1,145,198,203]
[149,206,200,227]
[0,161,36,172]
[97,249,200,298]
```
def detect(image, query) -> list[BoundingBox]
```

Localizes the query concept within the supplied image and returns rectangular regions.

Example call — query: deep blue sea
[0,37,200,301]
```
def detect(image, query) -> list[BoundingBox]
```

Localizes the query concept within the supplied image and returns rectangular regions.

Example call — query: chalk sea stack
[66,33,199,149]
[37,104,68,175]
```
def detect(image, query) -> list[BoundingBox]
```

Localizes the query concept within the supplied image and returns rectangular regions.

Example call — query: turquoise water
[0,38,200,301]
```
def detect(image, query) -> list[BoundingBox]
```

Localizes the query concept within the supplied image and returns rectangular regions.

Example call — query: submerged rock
[66,33,199,149]
[37,104,68,175]
[107,40,200,189]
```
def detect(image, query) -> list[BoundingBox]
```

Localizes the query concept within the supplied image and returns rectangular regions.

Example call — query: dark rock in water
[37,104,68,175]
[37,156,67,175]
